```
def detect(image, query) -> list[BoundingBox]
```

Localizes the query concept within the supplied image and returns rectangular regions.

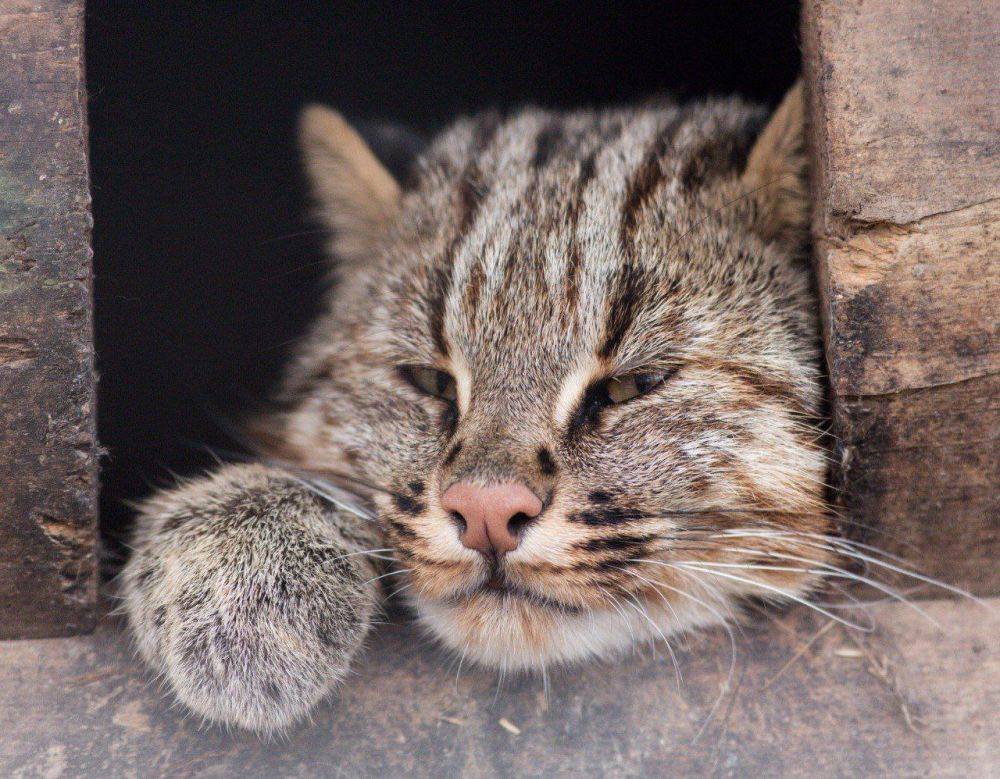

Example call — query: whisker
[195,421,411,505]
[281,472,377,521]
[453,644,468,693]
[595,586,638,647]
[382,581,415,605]
[328,548,397,563]
[637,559,870,631]
[257,228,329,246]
[616,587,684,688]
[622,566,740,741]
[718,546,941,626]
[823,541,991,608]
[269,459,407,502]
[361,569,413,588]
[720,511,919,552]
[660,172,802,268]
[714,528,916,566]
[649,505,922,552]
[613,566,685,627]
[809,582,898,629]
[717,529,989,607]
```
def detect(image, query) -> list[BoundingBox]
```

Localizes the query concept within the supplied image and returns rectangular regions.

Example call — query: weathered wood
[803,0,1000,594]
[0,0,96,637]
[0,602,996,776]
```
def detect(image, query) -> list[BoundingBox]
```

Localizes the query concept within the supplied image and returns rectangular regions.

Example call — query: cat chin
[412,591,715,671]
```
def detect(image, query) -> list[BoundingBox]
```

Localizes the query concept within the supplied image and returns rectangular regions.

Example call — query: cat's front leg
[121,463,382,733]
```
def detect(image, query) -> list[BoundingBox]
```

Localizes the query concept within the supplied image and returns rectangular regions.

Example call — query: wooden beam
[0,0,96,637]
[803,0,999,594]
[0,603,996,775]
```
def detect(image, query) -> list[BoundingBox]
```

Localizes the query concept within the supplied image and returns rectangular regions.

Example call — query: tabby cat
[122,83,834,732]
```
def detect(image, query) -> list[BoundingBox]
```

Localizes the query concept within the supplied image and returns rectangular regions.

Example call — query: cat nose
[441,482,543,556]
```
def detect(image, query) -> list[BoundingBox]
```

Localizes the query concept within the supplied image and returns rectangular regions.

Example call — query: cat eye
[399,366,458,402]
[572,370,673,429]
[606,372,667,404]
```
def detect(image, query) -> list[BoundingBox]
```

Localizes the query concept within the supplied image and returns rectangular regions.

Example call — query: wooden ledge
[1,599,996,776]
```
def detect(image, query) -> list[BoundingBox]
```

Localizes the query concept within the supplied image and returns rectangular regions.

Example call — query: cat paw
[121,464,380,732]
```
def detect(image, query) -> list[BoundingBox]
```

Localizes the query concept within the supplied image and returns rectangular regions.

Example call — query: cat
[122,82,833,733]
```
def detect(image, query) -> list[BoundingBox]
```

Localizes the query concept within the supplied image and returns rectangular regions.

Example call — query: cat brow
[598,262,653,360]
[619,109,687,264]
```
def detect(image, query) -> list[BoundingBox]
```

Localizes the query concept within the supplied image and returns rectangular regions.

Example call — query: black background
[85,1,801,548]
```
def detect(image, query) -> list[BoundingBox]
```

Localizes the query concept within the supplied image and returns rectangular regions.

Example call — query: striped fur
[124,84,831,731]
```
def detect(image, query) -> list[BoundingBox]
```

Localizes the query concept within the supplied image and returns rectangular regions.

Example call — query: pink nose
[441,482,543,556]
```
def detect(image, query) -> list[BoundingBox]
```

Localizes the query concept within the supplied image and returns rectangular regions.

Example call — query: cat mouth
[449,572,584,615]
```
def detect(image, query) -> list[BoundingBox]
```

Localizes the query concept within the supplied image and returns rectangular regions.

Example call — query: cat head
[272,84,830,669]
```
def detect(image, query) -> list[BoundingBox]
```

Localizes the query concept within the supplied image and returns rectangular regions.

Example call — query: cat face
[273,85,831,669]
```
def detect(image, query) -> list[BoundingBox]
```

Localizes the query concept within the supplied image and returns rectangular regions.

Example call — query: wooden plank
[808,0,998,228]
[0,0,96,638]
[803,0,1000,594]
[0,602,996,776]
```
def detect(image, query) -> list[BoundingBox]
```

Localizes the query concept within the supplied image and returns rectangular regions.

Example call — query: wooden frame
[803,0,999,594]
[0,0,97,638]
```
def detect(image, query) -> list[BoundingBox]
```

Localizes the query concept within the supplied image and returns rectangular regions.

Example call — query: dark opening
[85,1,801,556]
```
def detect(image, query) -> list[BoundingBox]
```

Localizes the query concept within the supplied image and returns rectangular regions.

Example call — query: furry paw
[121,464,380,732]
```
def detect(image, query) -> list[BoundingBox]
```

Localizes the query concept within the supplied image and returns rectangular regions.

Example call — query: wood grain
[0,0,96,638]
[0,603,996,776]
[803,0,999,594]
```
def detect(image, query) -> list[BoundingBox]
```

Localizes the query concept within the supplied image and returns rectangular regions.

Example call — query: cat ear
[299,104,401,261]
[742,80,809,247]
